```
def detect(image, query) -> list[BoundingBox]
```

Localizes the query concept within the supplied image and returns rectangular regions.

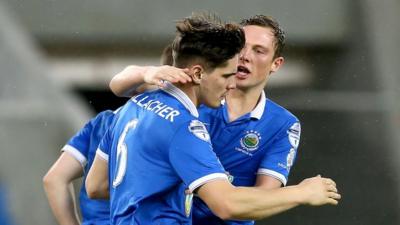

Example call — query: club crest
[240,130,261,151]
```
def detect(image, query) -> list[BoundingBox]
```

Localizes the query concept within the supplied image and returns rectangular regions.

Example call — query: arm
[255,175,282,189]
[197,175,340,220]
[43,152,83,225]
[109,65,191,97]
[256,120,302,188]
[85,153,109,199]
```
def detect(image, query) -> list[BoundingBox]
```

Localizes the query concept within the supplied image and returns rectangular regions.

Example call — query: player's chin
[205,99,222,108]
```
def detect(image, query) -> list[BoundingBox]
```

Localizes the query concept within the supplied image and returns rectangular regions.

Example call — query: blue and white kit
[97,83,228,225]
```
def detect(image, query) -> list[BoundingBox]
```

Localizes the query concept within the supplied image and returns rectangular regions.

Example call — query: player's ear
[270,56,284,74]
[190,65,204,85]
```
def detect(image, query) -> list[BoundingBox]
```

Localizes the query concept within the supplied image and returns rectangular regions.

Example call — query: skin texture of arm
[109,65,191,97]
[85,154,109,199]
[255,175,282,190]
[43,152,83,225]
[197,175,340,221]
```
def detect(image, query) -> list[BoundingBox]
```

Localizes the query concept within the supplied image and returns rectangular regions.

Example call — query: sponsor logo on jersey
[287,122,301,148]
[286,148,296,172]
[188,120,211,143]
[240,130,261,152]
[185,193,193,217]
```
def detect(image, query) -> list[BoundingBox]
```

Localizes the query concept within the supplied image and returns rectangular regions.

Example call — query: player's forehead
[214,55,239,75]
[243,25,275,49]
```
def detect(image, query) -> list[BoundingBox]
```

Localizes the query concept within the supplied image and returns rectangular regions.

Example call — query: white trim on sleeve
[62,145,87,167]
[188,173,228,193]
[257,168,287,186]
[96,148,109,161]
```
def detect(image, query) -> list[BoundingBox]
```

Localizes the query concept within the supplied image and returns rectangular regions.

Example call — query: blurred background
[0,0,399,224]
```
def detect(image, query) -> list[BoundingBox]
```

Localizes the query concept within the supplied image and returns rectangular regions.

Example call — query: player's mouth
[236,65,251,79]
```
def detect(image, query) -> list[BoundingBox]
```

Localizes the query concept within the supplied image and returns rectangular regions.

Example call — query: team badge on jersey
[287,122,301,149]
[188,120,211,143]
[184,192,193,218]
[240,130,261,152]
[225,172,235,183]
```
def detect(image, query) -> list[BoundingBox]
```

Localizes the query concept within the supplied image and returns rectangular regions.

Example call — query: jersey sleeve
[96,127,111,162]
[61,118,95,167]
[169,120,228,193]
[257,121,301,186]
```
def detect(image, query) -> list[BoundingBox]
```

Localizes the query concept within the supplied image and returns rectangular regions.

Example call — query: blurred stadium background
[0,0,399,224]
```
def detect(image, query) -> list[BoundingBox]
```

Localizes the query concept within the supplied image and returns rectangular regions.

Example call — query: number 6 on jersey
[113,119,138,187]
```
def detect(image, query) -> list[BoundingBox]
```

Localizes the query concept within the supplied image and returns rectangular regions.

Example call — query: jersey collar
[249,91,266,120]
[162,82,199,118]
[221,91,266,121]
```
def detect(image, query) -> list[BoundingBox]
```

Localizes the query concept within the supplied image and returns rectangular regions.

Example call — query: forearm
[85,155,109,199]
[44,180,80,225]
[85,177,109,199]
[109,65,151,97]
[110,65,191,97]
[200,176,339,221]
[224,185,303,220]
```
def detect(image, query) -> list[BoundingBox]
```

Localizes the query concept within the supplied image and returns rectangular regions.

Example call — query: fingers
[155,69,191,84]
[328,192,341,200]
[326,182,341,206]
[325,192,341,205]
[326,198,339,205]
[327,184,338,193]
[323,178,336,187]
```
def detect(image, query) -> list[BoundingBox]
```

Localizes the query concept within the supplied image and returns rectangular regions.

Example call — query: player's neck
[225,87,263,122]
[175,83,199,107]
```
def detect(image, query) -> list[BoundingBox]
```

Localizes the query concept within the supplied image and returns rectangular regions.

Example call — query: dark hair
[160,44,173,66]
[240,15,285,58]
[172,12,245,72]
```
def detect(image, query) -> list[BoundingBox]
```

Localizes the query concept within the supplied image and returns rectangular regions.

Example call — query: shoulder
[265,99,299,123]
[90,110,116,129]
[170,118,212,148]
[264,99,301,139]
[93,110,116,122]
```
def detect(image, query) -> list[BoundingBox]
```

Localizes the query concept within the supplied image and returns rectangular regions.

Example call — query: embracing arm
[43,152,83,225]
[197,175,340,220]
[255,175,283,190]
[85,154,109,199]
[109,65,191,97]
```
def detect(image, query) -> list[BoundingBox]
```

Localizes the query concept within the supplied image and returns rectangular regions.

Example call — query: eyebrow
[253,45,269,51]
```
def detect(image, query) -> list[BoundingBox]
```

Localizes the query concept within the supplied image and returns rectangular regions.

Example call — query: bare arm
[85,154,109,199]
[43,152,83,225]
[197,175,340,221]
[109,65,191,97]
[255,174,282,190]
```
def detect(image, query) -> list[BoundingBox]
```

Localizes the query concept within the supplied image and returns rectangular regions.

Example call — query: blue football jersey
[62,110,115,225]
[97,83,228,225]
[0,184,14,225]
[193,91,301,225]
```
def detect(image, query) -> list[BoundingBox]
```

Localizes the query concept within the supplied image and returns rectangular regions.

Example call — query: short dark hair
[172,12,245,72]
[240,15,285,58]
